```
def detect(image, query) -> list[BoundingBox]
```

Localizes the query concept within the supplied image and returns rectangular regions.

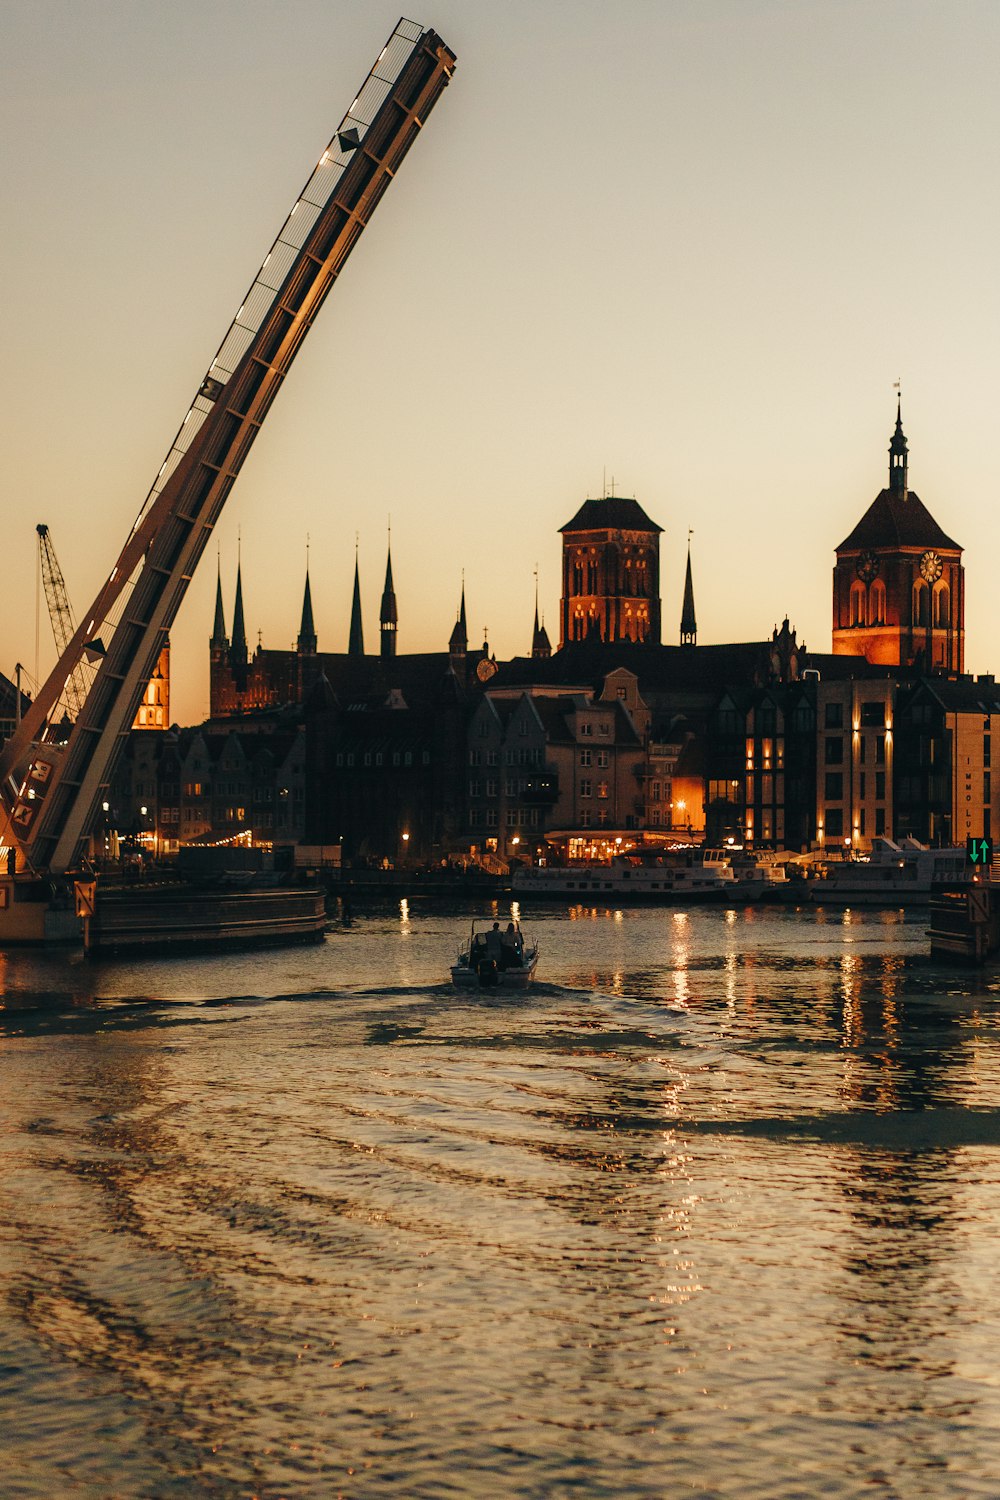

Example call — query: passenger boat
[511,847,738,903]
[451,917,539,989]
[811,837,971,905]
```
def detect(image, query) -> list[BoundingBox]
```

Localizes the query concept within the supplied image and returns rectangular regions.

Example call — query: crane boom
[36,524,90,720]
[0,19,455,876]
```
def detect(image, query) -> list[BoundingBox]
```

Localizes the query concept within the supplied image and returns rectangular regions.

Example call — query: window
[580,779,592,798]
[875,808,886,835]
[826,808,844,837]
[912,581,929,627]
[870,581,886,625]
[934,585,950,627]
[875,771,886,800]
[597,750,609,768]
[825,772,843,801]
[825,737,844,764]
[579,749,592,768]
[824,702,843,729]
[850,584,865,626]
[486,779,497,797]
[468,780,480,797]
[580,810,592,828]
[597,781,609,799]
[860,702,883,728]
[580,722,593,737]
[597,809,609,825]
[876,735,886,765]
[599,723,610,736]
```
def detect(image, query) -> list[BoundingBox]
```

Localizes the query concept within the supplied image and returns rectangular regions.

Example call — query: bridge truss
[0,18,455,877]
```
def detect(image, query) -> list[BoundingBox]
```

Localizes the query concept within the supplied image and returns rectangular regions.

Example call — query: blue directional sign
[966,836,993,865]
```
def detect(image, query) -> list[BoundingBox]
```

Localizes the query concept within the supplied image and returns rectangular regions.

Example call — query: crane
[35,524,90,721]
[0,19,455,877]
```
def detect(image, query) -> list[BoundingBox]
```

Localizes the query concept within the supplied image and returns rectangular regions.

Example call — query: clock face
[476,657,498,682]
[919,550,943,583]
[856,550,879,583]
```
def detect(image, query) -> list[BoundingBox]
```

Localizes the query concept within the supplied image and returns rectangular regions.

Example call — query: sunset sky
[2,0,997,724]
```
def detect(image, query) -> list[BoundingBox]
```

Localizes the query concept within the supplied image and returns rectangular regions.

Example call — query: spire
[531,571,551,659]
[889,393,908,496]
[230,558,248,677]
[298,566,317,654]
[380,536,397,659]
[210,559,228,649]
[680,533,697,646]
[348,548,365,657]
[449,578,468,654]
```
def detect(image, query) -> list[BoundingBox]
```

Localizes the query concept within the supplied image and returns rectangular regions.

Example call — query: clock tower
[832,404,964,672]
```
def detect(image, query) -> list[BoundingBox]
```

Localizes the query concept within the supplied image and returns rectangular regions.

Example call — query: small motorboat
[451,917,539,990]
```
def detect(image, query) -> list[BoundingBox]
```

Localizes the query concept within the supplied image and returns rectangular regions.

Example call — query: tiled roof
[836,489,961,552]
[559,496,663,535]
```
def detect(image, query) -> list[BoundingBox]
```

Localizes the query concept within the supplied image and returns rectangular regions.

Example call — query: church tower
[832,403,964,671]
[558,494,662,647]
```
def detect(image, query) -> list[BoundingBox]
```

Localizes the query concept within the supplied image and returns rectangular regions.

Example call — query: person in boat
[485,922,503,964]
[500,922,522,968]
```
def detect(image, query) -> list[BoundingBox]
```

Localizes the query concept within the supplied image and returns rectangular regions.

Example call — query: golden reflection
[510,900,520,922]
[613,909,624,924]
[399,897,410,932]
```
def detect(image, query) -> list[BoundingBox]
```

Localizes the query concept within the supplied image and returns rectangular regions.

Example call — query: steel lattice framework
[0,18,455,876]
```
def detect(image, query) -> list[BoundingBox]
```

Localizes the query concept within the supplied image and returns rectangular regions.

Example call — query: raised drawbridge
[0,19,455,878]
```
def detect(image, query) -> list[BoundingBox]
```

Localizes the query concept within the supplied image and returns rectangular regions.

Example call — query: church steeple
[531,572,551,659]
[379,537,397,659]
[230,557,248,686]
[680,535,697,646]
[889,395,908,497]
[348,547,365,657]
[298,564,317,655]
[210,560,228,650]
[449,579,468,656]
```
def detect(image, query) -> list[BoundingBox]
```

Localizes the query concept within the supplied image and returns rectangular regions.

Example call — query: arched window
[572,561,584,596]
[850,584,865,626]
[870,581,887,626]
[912,581,929,627]
[934,584,950,627]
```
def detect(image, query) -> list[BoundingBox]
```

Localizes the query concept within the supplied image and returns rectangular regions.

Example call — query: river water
[3,900,1000,1498]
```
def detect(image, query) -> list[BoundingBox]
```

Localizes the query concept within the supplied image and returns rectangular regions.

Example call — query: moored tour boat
[512,847,739,903]
[811,836,971,905]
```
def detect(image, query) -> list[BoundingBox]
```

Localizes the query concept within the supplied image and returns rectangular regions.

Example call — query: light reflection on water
[2,903,1000,1497]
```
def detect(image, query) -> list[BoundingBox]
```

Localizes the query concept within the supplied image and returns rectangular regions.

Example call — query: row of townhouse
[468,667,1000,860]
[105,725,307,855]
